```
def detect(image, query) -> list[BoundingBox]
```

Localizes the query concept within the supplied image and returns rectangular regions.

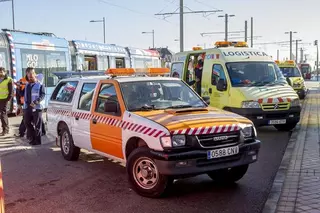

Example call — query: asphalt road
[1,116,291,213]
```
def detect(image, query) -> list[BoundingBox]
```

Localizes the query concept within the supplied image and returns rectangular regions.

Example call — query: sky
[0,0,319,65]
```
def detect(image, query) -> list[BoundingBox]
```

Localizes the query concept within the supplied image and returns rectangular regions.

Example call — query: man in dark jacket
[0,67,13,136]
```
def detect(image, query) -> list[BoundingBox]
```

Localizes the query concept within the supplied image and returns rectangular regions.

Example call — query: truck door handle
[75,116,79,121]
[92,119,97,124]
[209,88,212,94]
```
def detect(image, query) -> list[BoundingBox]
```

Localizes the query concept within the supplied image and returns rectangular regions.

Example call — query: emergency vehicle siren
[192,47,203,51]
[214,41,248,48]
[105,68,170,77]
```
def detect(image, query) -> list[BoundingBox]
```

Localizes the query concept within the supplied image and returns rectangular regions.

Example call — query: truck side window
[95,83,119,115]
[171,62,184,79]
[51,81,78,103]
[211,64,225,85]
[78,83,97,111]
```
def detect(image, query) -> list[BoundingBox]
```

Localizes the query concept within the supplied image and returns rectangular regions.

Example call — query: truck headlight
[291,98,300,107]
[242,126,253,137]
[241,101,261,108]
[293,83,301,88]
[160,135,186,148]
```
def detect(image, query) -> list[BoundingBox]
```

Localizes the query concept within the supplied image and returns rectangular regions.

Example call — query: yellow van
[275,60,307,99]
[171,41,301,131]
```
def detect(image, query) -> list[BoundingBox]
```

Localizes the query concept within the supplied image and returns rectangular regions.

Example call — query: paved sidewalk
[263,86,320,213]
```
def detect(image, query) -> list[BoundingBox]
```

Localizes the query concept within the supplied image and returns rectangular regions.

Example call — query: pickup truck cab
[47,68,261,197]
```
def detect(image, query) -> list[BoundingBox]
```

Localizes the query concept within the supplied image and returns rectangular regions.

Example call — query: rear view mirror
[217,79,227,91]
[202,96,210,105]
[104,102,119,113]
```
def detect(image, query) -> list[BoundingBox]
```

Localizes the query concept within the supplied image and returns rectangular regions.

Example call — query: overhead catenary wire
[97,0,178,25]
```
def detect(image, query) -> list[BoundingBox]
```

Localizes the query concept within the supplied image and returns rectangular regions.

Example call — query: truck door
[90,80,125,159]
[205,63,229,109]
[72,82,97,150]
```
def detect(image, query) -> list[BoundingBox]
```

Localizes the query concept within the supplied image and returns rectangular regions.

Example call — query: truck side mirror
[202,96,210,105]
[217,79,227,91]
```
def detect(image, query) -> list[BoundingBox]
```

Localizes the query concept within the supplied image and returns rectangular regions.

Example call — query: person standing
[15,73,29,138]
[22,68,45,145]
[0,67,13,136]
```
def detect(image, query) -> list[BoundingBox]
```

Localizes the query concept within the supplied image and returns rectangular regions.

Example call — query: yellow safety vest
[0,77,12,100]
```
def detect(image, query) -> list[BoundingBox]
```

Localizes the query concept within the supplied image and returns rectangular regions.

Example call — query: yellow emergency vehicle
[47,68,261,198]
[171,41,301,131]
[275,60,307,99]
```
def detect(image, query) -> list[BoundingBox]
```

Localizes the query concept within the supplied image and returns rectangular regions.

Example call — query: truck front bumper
[150,140,261,176]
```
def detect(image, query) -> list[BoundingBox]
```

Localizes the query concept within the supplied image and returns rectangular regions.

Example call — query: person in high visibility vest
[21,67,45,145]
[0,67,13,136]
[15,71,46,138]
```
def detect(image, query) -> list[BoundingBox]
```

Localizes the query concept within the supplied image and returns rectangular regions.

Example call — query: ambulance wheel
[207,164,249,183]
[60,127,80,161]
[127,147,172,198]
[274,122,298,132]
[299,93,306,100]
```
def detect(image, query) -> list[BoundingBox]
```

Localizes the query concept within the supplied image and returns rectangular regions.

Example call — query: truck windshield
[280,67,302,77]
[120,80,206,111]
[226,62,286,87]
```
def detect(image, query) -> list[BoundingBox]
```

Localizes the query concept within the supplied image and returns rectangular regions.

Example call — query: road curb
[262,96,309,213]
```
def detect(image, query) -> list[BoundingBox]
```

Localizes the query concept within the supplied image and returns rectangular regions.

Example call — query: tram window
[85,55,97,70]
[21,51,46,77]
[97,55,109,70]
[0,51,7,69]
[116,57,125,68]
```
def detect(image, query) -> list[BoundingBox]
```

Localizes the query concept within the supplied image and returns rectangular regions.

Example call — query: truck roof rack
[52,71,106,79]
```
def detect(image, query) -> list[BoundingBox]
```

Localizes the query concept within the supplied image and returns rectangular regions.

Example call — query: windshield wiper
[129,105,155,111]
[166,105,193,109]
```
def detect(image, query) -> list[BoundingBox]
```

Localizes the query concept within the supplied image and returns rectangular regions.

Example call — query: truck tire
[60,127,80,161]
[126,147,172,198]
[274,122,298,131]
[207,164,249,183]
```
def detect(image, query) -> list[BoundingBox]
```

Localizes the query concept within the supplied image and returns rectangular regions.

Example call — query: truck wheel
[126,147,172,198]
[207,165,249,183]
[60,127,80,161]
[274,122,298,131]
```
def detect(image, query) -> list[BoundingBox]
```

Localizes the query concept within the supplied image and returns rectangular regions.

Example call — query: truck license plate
[269,119,286,125]
[207,146,239,159]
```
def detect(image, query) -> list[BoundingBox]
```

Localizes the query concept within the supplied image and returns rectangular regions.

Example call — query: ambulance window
[78,83,97,111]
[171,62,184,79]
[51,81,78,103]
[211,64,225,85]
[95,83,119,115]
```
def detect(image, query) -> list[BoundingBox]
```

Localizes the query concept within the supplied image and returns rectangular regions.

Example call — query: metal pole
[300,48,303,63]
[179,0,184,52]
[152,29,155,48]
[317,43,319,81]
[244,20,247,42]
[289,31,292,60]
[277,49,279,60]
[250,17,253,47]
[225,14,228,41]
[295,39,298,63]
[103,17,106,43]
[12,0,15,29]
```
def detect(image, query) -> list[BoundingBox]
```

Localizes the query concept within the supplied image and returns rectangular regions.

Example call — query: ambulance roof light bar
[192,46,203,51]
[214,41,248,48]
[105,68,170,77]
